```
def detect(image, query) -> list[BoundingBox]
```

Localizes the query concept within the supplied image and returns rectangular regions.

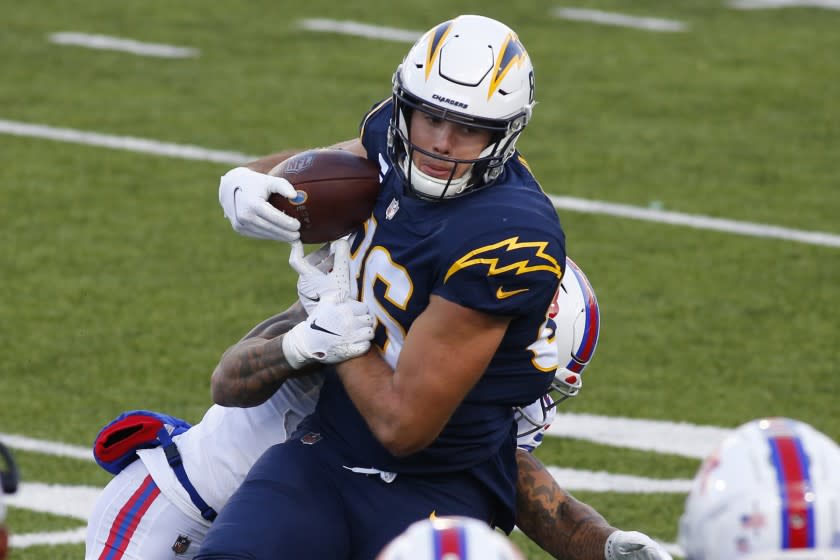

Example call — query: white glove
[282,238,373,369]
[219,166,301,242]
[290,239,351,315]
[281,295,374,369]
[605,531,673,560]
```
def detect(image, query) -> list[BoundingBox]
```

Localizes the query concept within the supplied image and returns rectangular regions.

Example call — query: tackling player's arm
[336,295,511,457]
[211,302,314,407]
[515,449,616,560]
[213,239,375,408]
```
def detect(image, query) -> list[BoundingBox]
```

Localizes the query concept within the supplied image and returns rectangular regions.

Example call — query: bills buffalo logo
[172,534,192,555]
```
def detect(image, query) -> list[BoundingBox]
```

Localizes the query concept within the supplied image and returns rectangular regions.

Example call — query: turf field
[1,1,839,558]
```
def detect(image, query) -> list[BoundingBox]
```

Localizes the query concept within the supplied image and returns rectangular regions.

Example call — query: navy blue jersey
[305,99,566,529]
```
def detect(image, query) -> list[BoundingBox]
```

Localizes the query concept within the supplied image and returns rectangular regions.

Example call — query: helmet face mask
[388,15,535,200]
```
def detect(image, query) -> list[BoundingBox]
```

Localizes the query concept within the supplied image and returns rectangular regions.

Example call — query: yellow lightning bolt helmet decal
[487,33,528,100]
[444,237,563,283]
[424,20,455,81]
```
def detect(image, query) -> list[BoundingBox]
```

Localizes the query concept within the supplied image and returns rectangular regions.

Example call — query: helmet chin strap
[401,156,471,199]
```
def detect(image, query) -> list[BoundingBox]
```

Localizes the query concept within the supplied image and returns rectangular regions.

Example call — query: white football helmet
[679,417,840,560]
[515,256,600,437]
[388,14,536,200]
[376,516,525,560]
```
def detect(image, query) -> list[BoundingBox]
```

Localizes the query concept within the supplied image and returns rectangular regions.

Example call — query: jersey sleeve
[435,227,565,317]
[358,98,391,160]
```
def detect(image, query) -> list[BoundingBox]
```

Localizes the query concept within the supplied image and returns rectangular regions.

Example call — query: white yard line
[9,527,89,549]
[0,119,252,164]
[1,118,838,249]
[548,195,840,248]
[5,482,99,521]
[730,0,840,9]
[48,32,199,58]
[548,413,731,459]
[546,466,692,493]
[553,8,687,32]
[0,432,92,461]
[298,19,421,43]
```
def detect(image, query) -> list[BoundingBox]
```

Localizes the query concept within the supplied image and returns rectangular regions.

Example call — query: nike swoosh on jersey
[496,286,529,299]
[310,320,339,336]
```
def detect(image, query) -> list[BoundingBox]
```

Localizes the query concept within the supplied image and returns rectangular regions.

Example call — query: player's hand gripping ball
[268,149,380,244]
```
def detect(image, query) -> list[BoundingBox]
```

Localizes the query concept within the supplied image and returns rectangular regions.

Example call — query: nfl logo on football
[285,154,315,174]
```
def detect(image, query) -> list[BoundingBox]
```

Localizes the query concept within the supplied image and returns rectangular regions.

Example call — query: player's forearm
[211,337,295,407]
[515,450,616,560]
[335,353,432,457]
[211,304,313,407]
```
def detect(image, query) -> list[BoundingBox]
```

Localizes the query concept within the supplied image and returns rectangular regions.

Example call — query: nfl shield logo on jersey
[172,534,191,555]
[385,198,399,220]
[301,432,322,445]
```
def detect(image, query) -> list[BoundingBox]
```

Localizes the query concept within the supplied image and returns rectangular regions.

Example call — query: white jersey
[137,375,323,523]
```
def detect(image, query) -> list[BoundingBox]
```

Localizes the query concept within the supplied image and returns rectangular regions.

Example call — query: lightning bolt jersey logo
[444,236,563,299]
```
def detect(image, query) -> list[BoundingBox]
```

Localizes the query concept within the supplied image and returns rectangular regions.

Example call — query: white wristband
[281,325,311,370]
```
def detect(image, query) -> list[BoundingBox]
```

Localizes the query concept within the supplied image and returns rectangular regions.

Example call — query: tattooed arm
[211,301,317,407]
[211,289,374,408]
[515,449,617,560]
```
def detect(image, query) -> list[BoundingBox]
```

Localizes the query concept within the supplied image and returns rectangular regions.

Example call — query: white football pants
[85,460,208,560]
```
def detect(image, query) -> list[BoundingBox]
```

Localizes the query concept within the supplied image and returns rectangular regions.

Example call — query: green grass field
[1,1,839,558]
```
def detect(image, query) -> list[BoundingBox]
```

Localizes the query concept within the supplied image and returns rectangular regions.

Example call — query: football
[267,149,380,244]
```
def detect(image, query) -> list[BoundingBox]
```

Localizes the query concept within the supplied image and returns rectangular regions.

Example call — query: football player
[201,14,566,560]
[679,417,840,560]
[203,13,670,560]
[86,236,665,559]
